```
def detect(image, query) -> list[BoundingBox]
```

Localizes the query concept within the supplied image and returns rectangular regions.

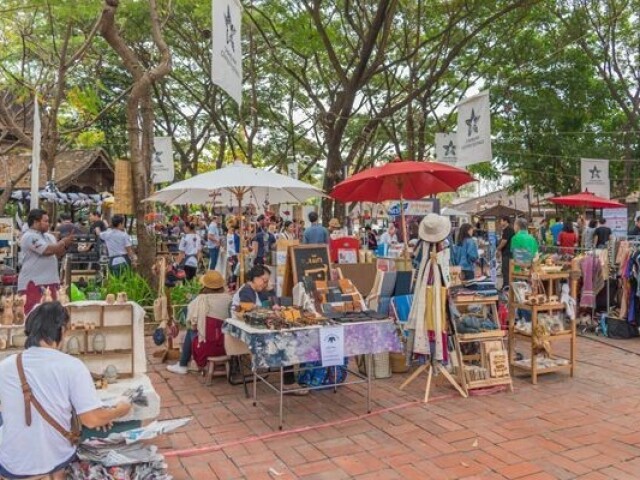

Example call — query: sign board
[283,244,331,296]
[456,90,492,167]
[581,158,610,199]
[211,0,243,106]
[275,239,298,296]
[435,132,457,165]
[603,207,628,238]
[152,137,175,184]
[387,199,440,217]
[320,325,345,367]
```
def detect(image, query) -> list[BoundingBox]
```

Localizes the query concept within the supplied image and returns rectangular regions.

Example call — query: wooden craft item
[0,336,7,350]
[1,295,13,325]
[41,287,53,303]
[489,350,509,378]
[58,286,69,305]
[12,333,26,348]
[105,294,116,305]
[12,295,25,325]
[116,292,128,304]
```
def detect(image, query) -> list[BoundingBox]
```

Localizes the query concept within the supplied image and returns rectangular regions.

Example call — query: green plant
[170,277,202,307]
[99,269,154,306]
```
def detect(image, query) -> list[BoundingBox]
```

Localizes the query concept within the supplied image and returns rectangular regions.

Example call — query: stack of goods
[310,278,365,313]
[242,307,327,330]
[463,365,489,382]
[514,356,570,369]
[450,278,499,300]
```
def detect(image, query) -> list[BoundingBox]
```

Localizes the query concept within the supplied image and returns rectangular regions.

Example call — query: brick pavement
[148,335,640,479]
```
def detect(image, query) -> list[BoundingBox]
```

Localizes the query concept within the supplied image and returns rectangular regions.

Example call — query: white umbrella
[147,160,323,206]
[147,160,324,283]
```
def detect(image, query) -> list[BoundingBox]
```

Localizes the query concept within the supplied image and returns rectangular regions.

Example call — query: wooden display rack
[452,296,513,394]
[507,261,577,384]
[64,303,135,378]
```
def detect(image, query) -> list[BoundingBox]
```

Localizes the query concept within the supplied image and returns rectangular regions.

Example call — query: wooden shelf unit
[507,261,577,385]
[65,303,135,378]
[452,296,513,395]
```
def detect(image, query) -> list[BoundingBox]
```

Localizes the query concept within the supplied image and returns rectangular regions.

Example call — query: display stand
[507,261,577,384]
[0,217,16,270]
[400,249,467,402]
[451,296,513,394]
[65,303,136,377]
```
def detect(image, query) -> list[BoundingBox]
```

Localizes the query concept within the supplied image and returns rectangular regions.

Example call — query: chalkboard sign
[290,244,331,286]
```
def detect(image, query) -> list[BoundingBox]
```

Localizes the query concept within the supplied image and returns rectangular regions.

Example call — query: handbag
[606,317,639,339]
[16,353,81,446]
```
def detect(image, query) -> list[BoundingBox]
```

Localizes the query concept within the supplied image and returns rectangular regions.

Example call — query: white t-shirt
[0,348,102,476]
[17,229,60,291]
[179,233,202,267]
[226,233,237,256]
[100,229,132,265]
[379,232,398,245]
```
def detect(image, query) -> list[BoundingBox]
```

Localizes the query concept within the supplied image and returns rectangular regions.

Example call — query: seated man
[0,302,132,479]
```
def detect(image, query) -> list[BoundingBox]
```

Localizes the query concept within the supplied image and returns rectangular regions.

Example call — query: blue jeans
[208,247,220,270]
[180,329,197,367]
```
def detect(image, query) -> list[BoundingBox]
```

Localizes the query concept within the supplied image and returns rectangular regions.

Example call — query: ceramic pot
[66,336,81,355]
[92,333,106,353]
[103,364,118,384]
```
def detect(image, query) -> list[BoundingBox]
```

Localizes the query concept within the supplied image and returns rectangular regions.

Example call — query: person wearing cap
[251,214,276,265]
[328,218,341,236]
[167,270,232,375]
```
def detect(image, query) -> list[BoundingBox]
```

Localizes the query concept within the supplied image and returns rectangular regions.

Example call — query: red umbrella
[331,159,475,251]
[549,191,624,209]
[331,159,475,203]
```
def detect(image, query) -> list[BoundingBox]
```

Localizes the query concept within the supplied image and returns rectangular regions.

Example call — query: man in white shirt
[0,302,131,479]
[379,224,398,246]
[207,216,221,270]
[18,209,74,315]
[99,215,135,275]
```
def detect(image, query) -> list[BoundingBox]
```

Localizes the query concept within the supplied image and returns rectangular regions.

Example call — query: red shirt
[558,231,577,254]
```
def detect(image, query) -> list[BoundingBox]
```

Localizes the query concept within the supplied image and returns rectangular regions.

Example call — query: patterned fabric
[223,318,401,369]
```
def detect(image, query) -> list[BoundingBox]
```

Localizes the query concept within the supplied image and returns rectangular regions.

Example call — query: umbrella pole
[400,194,409,269]
[236,191,246,286]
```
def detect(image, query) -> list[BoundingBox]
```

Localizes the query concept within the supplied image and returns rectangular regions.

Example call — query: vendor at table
[167,270,232,375]
[0,302,132,480]
[232,265,308,395]
[18,209,74,316]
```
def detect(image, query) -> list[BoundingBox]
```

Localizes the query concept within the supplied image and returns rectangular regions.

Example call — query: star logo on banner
[465,108,480,136]
[224,5,237,53]
[589,165,601,179]
[152,148,163,165]
[444,140,456,157]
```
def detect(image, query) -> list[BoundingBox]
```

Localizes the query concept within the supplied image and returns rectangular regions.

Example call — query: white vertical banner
[152,137,175,184]
[456,90,492,167]
[581,158,610,199]
[435,132,457,165]
[30,96,41,210]
[287,162,298,179]
[211,0,243,107]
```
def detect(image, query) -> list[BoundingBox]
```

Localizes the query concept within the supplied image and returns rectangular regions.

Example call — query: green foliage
[170,277,202,307]
[99,269,155,307]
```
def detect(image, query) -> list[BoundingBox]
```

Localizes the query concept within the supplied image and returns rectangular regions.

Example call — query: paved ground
[148,335,640,479]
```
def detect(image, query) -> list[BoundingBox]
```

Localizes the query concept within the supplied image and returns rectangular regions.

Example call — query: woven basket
[357,352,391,379]
[389,352,409,373]
[114,159,134,215]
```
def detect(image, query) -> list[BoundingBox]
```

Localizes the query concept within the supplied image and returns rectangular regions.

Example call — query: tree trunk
[100,0,171,285]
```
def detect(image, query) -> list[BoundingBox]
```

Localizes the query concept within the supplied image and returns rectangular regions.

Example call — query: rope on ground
[164,393,458,458]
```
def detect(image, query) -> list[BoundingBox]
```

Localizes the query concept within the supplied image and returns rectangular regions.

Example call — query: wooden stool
[205,355,230,385]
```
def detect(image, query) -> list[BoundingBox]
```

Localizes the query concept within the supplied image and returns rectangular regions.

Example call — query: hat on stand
[418,213,451,243]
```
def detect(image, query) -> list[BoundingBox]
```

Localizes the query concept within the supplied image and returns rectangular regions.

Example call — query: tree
[100,0,171,282]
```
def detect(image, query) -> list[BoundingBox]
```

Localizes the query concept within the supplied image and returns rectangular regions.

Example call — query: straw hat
[200,270,225,290]
[418,213,451,243]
